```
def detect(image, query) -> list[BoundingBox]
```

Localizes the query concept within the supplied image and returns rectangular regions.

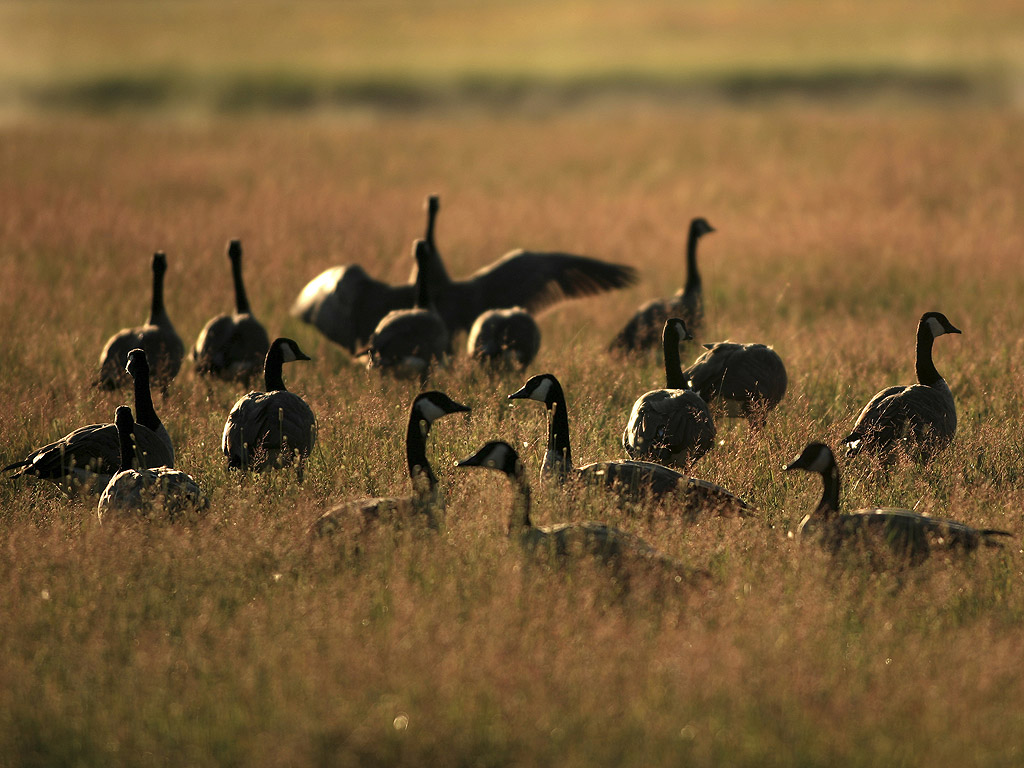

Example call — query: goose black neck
[406,413,438,491]
[413,257,432,310]
[663,326,687,389]
[131,362,162,432]
[263,345,287,392]
[684,222,702,293]
[546,385,573,474]
[116,415,136,473]
[508,467,532,533]
[815,463,841,520]
[230,248,252,315]
[915,322,942,386]
[420,204,452,285]
[148,255,168,325]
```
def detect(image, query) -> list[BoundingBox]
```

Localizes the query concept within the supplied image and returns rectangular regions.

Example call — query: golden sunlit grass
[1,104,1024,766]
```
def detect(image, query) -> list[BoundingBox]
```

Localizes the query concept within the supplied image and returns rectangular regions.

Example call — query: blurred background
[2,0,1021,116]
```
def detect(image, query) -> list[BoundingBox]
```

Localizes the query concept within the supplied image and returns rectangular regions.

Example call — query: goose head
[456,440,523,479]
[508,373,562,409]
[920,311,961,340]
[152,251,168,276]
[228,239,242,262]
[412,391,471,425]
[784,442,837,476]
[690,218,716,239]
[272,337,311,364]
[663,317,694,346]
[125,348,150,379]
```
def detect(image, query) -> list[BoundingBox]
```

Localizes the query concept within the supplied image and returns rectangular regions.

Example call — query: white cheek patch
[806,448,833,474]
[925,316,945,338]
[530,377,553,403]
[672,320,687,337]
[416,398,448,423]
[280,343,298,363]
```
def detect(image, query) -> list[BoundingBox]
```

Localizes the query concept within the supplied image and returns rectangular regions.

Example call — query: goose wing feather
[685,342,787,414]
[622,389,715,468]
[222,390,317,472]
[98,466,206,521]
[98,324,184,389]
[843,383,955,459]
[192,313,270,379]
[367,308,449,372]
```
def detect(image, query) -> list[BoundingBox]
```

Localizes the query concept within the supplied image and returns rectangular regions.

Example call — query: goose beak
[507,386,528,401]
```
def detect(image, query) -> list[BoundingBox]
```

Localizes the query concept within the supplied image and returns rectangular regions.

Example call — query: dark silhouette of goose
[191,239,271,382]
[784,442,1011,562]
[610,217,715,353]
[683,341,787,424]
[841,311,960,464]
[468,306,541,369]
[311,391,470,536]
[509,372,748,515]
[622,318,716,469]
[97,251,185,390]
[5,349,173,494]
[97,406,206,522]
[365,239,449,379]
[291,194,637,354]
[222,338,317,480]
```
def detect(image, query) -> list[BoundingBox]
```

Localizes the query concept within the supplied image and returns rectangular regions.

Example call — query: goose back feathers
[222,338,317,479]
[841,312,960,463]
[610,217,714,353]
[785,442,1010,562]
[684,341,787,421]
[191,239,271,381]
[311,391,470,535]
[291,194,637,354]
[97,251,185,390]
[622,318,715,469]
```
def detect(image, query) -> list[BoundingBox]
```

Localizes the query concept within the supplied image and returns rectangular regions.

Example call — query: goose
[291,194,637,354]
[222,337,317,480]
[5,348,174,494]
[365,239,449,379]
[841,311,960,464]
[509,372,748,514]
[191,239,271,381]
[97,251,185,391]
[609,217,715,353]
[97,406,205,522]
[456,440,667,564]
[622,318,716,470]
[467,306,541,369]
[311,391,470,536]
[784,442,1011,562]
[683,341,787,423]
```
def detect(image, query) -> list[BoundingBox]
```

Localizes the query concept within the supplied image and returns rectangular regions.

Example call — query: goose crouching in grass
[509,372,749,516]
[98,407,206,523]
[609,217,715,353]
[311,391,470,536]
[841,311,961,464]
[222,337,317,480]
[191,239,271,382]
[365,239,449,380]
[97,251,185,391]
[784,442,1011,563]
[467,307,541,369]
[292,194,637,354]
[5,349,173,495]
[683,341,787,424]
[622,318,715,470]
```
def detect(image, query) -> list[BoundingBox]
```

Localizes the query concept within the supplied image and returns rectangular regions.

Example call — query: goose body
[311,391,470,536]
[842,312,960,463]
[191,239,270,381]
[222,338,317,479]
[5,349,173,493]
[292,194,636,354]
[610,217,714,353]
[684,341,787,421]
[622,318,715,469]
[366,239,449,379]
[468,307,541,369]
[97,406,205,522]
[509,373,747,514]
[97,252,184,390]
[785,442,1011,562]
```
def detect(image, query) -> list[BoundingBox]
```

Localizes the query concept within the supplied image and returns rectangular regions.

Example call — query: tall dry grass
[1,105,1023,766]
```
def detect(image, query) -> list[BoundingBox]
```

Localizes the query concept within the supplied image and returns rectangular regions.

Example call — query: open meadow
[3,2,1024,767]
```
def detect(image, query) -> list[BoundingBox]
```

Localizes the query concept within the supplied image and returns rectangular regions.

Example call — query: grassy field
[3,2,1024,766]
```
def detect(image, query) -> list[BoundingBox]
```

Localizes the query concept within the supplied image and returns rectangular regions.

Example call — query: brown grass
[1,104,1024,766]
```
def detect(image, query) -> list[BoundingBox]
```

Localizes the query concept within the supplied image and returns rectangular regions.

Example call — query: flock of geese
[3,196,1013,574]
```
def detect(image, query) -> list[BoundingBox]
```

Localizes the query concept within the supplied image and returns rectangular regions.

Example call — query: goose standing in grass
[311,391,470,536]
[784,442,1011,562]
[222,337,317,480]
[841,311,960,464]
[191,239,270,382]
[5,349,173,494]
[609,217,715,353]
[509,373,748,514]
[467,306,541,369]
[365,239,449,379]
[98,406,205,523]
[97,251,184,391]
[622,318,716,470]
[292,194,637,354]
[683,340,787,424]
